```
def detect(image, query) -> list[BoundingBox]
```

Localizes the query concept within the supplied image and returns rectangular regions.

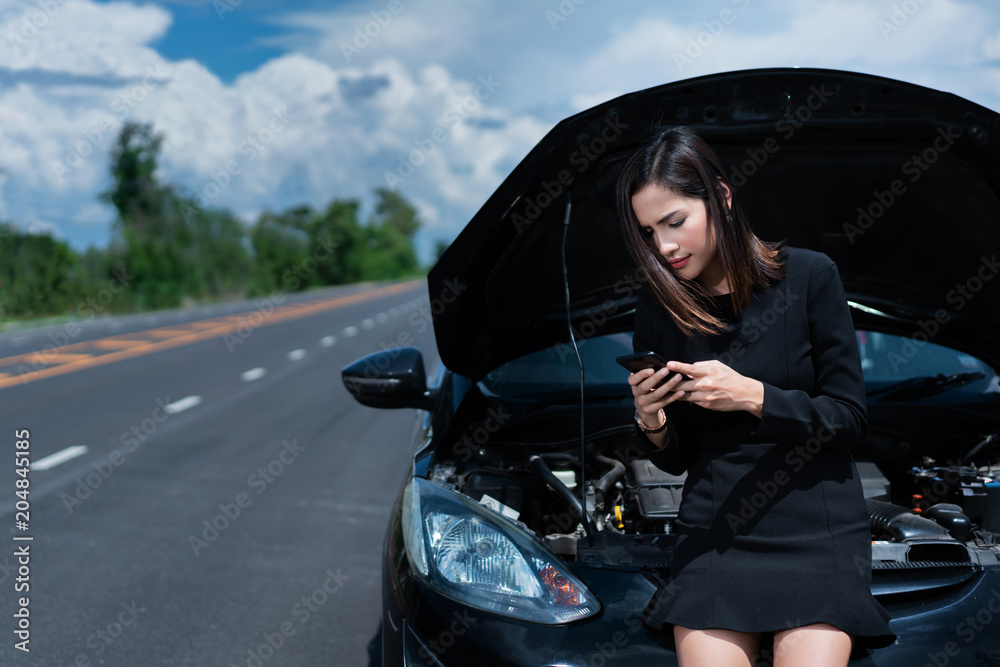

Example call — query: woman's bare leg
[674,625,761,667]
[772,623,852,667]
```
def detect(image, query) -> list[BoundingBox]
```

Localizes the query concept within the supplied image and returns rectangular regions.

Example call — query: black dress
[633,246,896,650]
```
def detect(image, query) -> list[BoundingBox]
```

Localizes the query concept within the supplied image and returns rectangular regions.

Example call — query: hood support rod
[560,192,596,545]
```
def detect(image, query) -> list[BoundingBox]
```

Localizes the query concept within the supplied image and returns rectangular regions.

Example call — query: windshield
[480,333,634,399]
[479,330,999,401]
[856,331,999,399]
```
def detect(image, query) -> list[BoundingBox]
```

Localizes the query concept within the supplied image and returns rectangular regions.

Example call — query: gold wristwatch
[634,409,667,434]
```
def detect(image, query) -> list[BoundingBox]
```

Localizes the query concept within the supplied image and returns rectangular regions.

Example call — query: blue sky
[2,0,999,263]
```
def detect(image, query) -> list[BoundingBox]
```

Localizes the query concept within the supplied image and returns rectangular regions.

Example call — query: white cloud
[268,0,491,70]
[0,0,171,76]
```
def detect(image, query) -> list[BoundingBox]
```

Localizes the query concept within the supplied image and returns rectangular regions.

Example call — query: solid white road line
[287,349,307,361]
[32,445,89,471]
[320,336,336,347]
[241,367,267,382]
[164,395,203,414]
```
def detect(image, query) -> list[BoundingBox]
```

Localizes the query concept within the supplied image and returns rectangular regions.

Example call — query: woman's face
[631,182,731,295]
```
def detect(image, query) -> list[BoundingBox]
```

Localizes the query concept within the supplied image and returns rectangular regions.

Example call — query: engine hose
[594,455,626,508]
[529,455,597,541]
[867,499,952,541]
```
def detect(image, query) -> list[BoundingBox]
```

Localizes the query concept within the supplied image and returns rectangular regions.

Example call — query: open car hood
[429,68,1000,381]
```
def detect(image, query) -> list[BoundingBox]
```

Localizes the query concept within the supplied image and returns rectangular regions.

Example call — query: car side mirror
[341,347,433,410]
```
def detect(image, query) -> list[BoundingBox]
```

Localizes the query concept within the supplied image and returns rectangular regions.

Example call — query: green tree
[101,121,253,308]
[172,196,252,300]
[248,208,312,295]
[101,121,186,310]
[0,223,78,318]
[310,199,364,285]
[102,121,168,228]
[364,188,421,278]
[372,187,420,240]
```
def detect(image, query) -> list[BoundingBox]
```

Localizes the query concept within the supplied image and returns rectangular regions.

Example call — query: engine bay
[427,427,1000,567]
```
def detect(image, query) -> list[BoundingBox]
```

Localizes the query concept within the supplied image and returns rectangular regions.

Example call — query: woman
[616,126,895,666]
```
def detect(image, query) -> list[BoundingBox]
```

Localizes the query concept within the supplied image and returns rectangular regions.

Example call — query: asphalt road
[0,279,437,666]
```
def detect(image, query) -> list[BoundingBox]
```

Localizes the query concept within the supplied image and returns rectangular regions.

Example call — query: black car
[342,68,1000,666]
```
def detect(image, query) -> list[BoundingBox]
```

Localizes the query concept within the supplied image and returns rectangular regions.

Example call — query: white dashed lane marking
[321,336,336,347]
[343,326,358,337]
[361,319,375,329]
[164,395,202,414]
[287,349,307,361]
[241,367,267,382]
[32,445,89,471]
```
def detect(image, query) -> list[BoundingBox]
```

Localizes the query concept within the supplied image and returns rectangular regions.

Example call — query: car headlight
[401,477,601,624]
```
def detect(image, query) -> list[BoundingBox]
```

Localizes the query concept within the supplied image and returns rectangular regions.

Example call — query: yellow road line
[93,339,149,349]
[0,351,94,368]
[0,281,422,390]
[142,329,195,339]
[26,353,93,366]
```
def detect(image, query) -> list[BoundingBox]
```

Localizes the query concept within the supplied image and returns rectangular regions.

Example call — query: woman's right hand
[628,366,686,429]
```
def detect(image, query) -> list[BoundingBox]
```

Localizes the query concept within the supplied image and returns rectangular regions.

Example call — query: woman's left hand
[667,360,765,418]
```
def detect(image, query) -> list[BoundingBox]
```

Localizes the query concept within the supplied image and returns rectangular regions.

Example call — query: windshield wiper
[869,371,986,402]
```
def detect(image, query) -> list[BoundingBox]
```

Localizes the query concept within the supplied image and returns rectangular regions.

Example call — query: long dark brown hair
[616,126,785,338]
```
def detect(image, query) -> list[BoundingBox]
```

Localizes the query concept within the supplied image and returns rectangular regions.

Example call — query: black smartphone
[616,352,684,387]
[616,351,669,373]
